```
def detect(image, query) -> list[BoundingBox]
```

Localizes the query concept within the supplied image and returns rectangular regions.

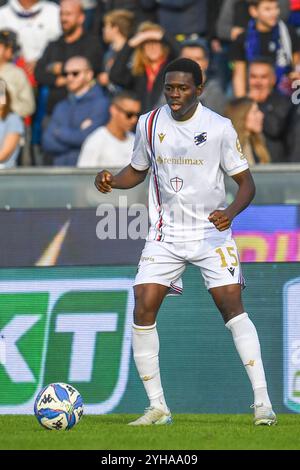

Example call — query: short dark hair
[249,57,276,77]
[249,56,275,69]
[180,38,209,59]
[112,91,140,104]
[163,58,203,86]
[247,0,277,7]
[0,29,19,53]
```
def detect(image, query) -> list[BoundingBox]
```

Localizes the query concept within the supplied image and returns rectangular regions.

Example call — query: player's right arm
[95,115,151,193]
[94,165,149,193]
[95,114,151,193]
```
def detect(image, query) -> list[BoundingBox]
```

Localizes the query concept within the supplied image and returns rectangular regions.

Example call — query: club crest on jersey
[170,176,183,192]
[194,132,207,147]
[158,132,166,143]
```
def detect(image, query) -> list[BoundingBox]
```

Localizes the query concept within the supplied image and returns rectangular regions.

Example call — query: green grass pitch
[0,414,299,450]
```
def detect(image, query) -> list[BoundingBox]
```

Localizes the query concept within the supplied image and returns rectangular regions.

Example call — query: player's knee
[218,299,243,315]
[133,302,156,325]
[215,294,244,322]
[133,310,156,326]
[133,285,156,325]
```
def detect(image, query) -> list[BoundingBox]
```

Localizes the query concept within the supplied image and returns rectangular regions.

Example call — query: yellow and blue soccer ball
[34,383,83,430]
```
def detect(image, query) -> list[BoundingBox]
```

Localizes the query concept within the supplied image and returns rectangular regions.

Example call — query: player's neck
[172,102,199,122]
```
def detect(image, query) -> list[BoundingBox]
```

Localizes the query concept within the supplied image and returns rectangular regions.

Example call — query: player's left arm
[208,169,255,231]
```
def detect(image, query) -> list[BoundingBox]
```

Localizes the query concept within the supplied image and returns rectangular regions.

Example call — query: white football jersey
[131,103,249,242]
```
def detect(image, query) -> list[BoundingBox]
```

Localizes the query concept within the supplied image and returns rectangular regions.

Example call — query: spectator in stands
[42,56,109,166]
[225,96,271,165]
[230,0,300,97]
[215,0,290,92]
[140,0,207,41]
[217,0,290,42]
[0,0,61,75]
[92,0,154,38]
[109,21,179,113]
[78,91,140,168]
[99,9,135,93]
[0,87,24,168]
[180,38,226,114]
[35,0,104,115]
[248,58,293,162]
[0,30,35,118]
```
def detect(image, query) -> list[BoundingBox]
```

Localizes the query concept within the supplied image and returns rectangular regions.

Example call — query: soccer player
[94,58,276,426]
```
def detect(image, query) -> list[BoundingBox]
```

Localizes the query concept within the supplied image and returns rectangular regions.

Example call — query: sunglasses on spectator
[62,70,84,77]
[114,103,139,119]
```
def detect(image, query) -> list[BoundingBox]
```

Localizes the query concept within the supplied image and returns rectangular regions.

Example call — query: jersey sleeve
[220,121,249,176]
[130,116,151,171]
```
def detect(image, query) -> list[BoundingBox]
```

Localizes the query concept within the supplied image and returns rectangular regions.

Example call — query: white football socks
[226,312,272,408]
[132,323,169,412]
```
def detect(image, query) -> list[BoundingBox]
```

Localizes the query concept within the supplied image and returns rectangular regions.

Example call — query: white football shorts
[134,237,245,295]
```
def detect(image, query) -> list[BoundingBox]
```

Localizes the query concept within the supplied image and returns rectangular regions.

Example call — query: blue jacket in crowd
[42,84,110,166]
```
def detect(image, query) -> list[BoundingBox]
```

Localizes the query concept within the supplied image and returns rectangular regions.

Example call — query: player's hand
[208,209,232,232]
[94,170,113,193]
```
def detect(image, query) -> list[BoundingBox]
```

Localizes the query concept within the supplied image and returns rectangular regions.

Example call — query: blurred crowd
[0,0,300,168]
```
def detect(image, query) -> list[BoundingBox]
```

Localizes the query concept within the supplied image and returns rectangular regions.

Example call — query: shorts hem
[207,279,245,291]
[134,277,183,296]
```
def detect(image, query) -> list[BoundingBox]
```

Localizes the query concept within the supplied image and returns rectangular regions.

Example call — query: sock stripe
[132,323,156,331]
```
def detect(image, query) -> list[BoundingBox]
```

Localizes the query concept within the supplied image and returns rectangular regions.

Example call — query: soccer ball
[34,382,84,430]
